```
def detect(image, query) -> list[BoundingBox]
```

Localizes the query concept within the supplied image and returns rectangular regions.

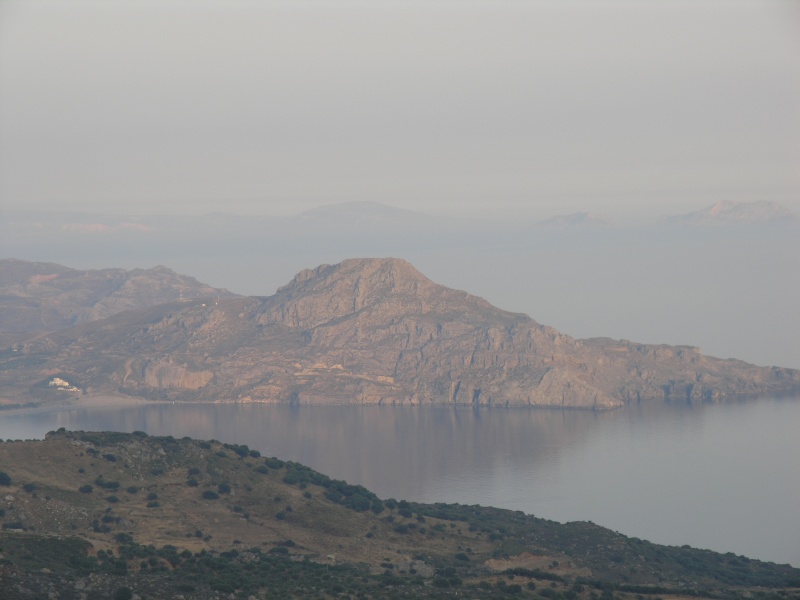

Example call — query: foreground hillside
[2,258,799,410]
[0,430,798,600]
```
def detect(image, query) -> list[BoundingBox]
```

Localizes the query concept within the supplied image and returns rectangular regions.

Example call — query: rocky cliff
[2,258,799,409]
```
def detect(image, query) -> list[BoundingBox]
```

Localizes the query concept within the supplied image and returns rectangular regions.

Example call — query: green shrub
[224,443,250,458]
[94,478,120,490]
[113,585,133,600]
[265,457,284,469]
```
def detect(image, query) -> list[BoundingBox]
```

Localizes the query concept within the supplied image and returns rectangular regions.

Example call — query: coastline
[0,393,167,417]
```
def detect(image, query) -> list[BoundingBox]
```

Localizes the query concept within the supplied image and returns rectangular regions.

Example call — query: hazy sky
[1,0,799,218]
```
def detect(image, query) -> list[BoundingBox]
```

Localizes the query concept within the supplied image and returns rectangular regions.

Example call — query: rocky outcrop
[142,360,214,390]
[2,258,799,409]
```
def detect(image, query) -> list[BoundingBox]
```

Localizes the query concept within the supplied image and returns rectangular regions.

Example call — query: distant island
[659,200,798,226]
[1,257,798,410]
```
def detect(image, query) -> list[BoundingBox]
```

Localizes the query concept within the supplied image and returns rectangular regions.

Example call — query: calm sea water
[1,396,798,567]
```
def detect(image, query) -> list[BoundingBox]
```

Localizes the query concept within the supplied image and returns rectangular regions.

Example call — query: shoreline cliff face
[2,258,799,409]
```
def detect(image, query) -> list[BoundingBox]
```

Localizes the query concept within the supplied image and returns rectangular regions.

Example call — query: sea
[1,395,798,567]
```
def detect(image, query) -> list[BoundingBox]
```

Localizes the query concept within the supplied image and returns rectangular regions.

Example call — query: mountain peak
[276,258,434,303]
[266,257,490,330]
[330,257,431,287]
[281,257,426,292]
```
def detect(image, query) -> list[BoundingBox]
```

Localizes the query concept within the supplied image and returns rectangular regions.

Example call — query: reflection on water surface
[1,397,798,566]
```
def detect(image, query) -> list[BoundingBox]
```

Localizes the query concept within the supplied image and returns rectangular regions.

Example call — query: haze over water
[2,396,798,567]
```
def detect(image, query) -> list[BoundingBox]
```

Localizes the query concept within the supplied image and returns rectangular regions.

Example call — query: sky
[1,1,799,370]
[1,0,799,219]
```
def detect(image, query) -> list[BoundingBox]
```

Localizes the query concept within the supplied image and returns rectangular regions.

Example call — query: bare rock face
[243,258,590,406]
[3,258,799,409]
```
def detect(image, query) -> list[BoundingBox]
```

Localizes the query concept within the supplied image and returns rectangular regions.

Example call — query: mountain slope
[0,259,237,338]
[2,258,798,409]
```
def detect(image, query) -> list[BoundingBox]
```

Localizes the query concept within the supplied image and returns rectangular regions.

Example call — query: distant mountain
[536,212,610,228]
[660,200,797,225]
[0,259,237,338]
[3,258,798,409]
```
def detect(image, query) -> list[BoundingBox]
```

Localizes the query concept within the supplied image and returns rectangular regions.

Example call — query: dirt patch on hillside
[485,552,592,577]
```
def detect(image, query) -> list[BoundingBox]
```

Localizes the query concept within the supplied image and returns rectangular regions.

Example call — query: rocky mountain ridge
[2,257,798,409]
[0,259,237,342]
